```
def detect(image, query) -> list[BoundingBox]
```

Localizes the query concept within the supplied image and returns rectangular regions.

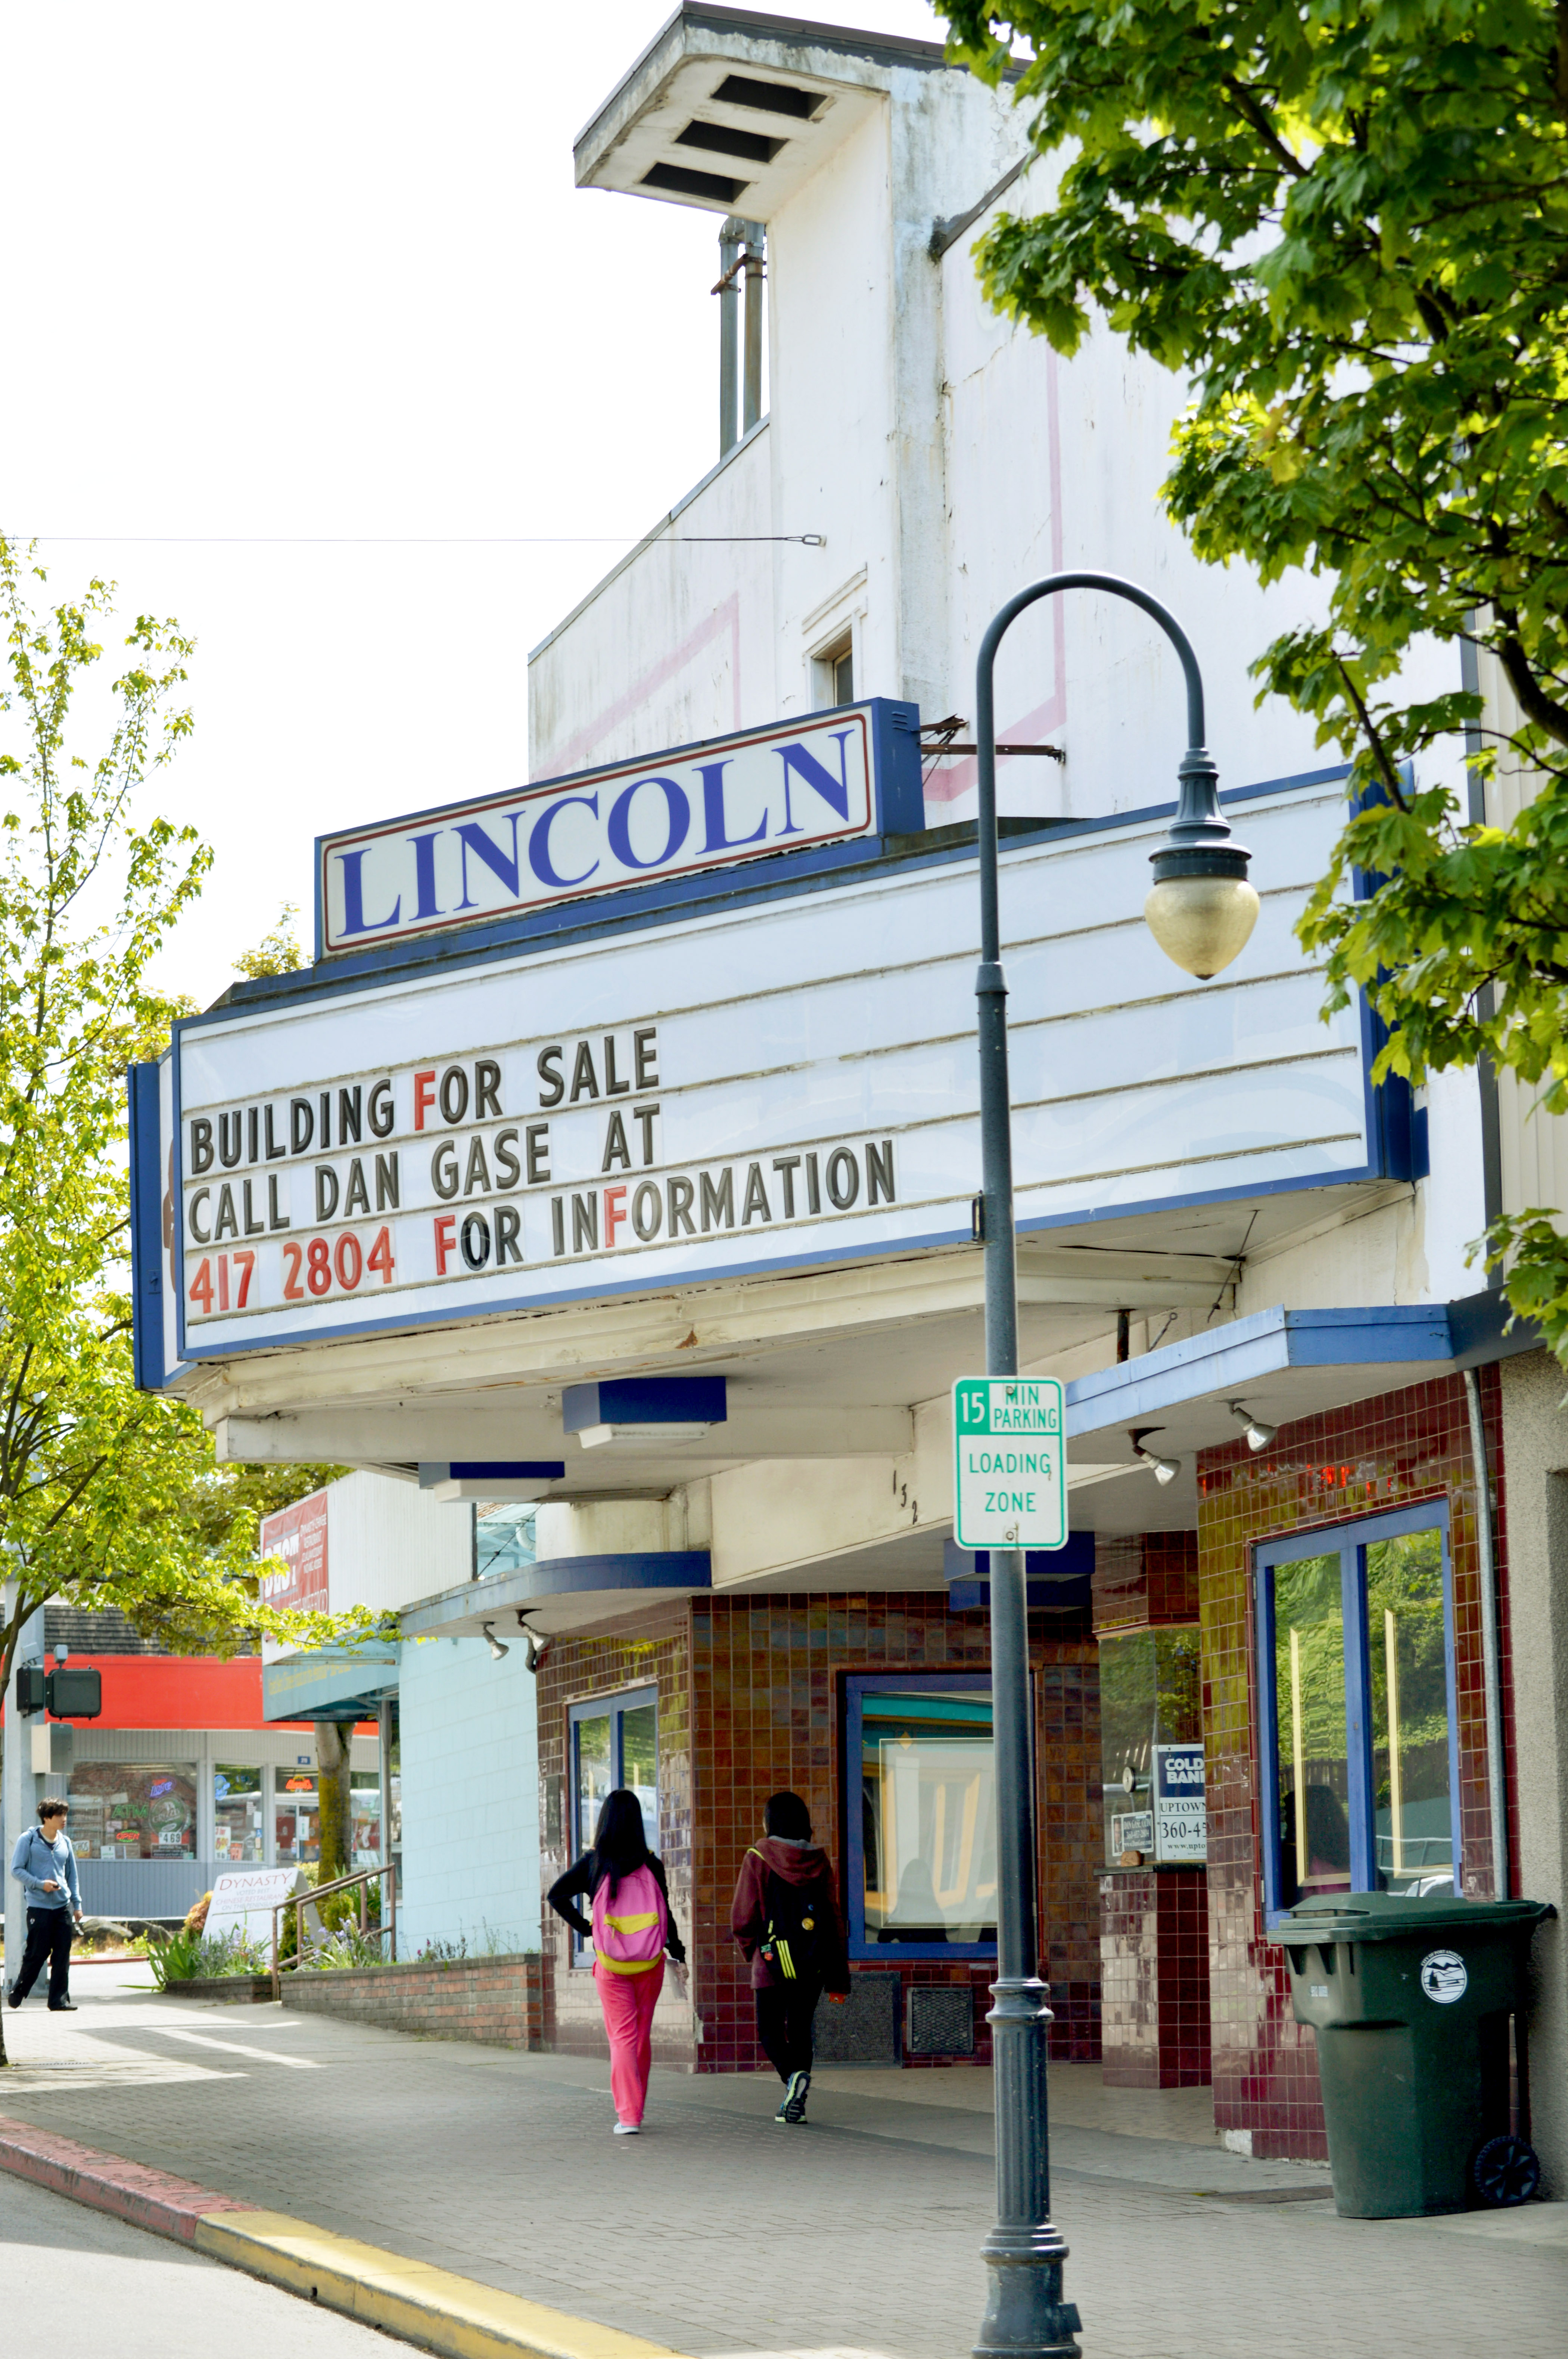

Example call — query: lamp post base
[974,1975,1083,2359]
[973,2237,1082,2359]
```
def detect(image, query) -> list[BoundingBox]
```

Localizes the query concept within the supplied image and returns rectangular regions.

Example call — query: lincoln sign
[315,703,918,956]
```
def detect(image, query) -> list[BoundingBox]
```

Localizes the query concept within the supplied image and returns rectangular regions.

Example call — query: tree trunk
[314,1720,351,1886]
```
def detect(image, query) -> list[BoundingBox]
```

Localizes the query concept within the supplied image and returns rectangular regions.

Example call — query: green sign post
[952,1375,1066,1551]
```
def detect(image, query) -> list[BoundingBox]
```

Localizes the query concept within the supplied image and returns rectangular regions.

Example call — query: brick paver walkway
[1,1962,1563,2359]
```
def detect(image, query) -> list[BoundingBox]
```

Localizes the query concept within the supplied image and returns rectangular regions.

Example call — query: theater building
[130,10,1568,2176]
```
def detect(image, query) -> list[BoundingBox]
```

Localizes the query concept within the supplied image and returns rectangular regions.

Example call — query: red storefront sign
[258,1489,330,1611]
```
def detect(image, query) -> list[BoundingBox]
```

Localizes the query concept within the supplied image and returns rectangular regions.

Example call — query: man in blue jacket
[8,1798,82,2010]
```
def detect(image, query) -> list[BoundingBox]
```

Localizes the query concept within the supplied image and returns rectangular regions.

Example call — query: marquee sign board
[314,701,922,957]
[952,1378,1067,1549]
[130,775,1383,1382]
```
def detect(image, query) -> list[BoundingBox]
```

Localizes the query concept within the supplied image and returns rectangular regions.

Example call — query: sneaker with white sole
[781,2069,811,2124]
[613,2120,641,2135]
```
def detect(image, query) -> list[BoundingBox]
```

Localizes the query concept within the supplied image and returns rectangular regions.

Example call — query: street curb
[194,2211,691,2359]
[0,2114,249,2241]
[0,2117,690,2359]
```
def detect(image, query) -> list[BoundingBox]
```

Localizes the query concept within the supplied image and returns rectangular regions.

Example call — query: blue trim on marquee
[429,1461,567,1481]
[562,1375,727,1431]
[311,697,926,966]
[127,1061,165,1392]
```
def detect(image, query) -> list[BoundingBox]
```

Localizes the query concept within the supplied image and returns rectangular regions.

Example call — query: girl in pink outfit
[548,1789,687,2133]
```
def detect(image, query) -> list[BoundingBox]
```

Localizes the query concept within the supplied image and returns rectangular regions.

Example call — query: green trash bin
[1282,1890,1553,2218]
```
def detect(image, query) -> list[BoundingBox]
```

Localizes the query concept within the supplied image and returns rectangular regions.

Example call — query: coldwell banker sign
[316,703,919,956]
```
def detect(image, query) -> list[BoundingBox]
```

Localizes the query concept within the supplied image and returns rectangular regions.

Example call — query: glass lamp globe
[1144,873,1260,980]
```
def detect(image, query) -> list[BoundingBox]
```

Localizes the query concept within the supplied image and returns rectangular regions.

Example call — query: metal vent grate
[906,1984,976,2056]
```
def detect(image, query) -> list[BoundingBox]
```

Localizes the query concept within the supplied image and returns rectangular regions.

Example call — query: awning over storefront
[1064,1291,1536,1480]
[261,1645,400,1722]
[399,1552,712,1642]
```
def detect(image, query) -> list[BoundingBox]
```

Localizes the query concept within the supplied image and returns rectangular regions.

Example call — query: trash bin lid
[1283,1891,1552,1943]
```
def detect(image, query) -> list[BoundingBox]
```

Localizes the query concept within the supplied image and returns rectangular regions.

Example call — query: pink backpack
[591,1863,667,1974]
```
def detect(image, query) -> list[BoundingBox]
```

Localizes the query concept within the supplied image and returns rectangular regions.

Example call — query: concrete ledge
[0,2114,249,2242]
[195,2210,690,2359]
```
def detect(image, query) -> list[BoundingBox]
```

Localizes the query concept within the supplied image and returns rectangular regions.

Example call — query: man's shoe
[782,2069,811,2124]
[48,1999,78,2012]
[5,1991,21,2009]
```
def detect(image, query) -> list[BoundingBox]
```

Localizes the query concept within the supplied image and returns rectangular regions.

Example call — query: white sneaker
[613,2120,641,2135]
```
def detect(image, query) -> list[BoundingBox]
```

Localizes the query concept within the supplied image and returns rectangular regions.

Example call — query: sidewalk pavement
[1,1959,1564,2359]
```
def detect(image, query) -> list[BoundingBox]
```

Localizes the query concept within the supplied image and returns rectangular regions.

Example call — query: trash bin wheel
[1470,2134,1540,2209]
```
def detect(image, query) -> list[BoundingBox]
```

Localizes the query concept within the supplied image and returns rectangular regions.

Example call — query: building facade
[127,8,1567,2179]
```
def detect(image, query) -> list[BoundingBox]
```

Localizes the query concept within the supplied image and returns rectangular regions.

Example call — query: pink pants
[594,1958,664,2125]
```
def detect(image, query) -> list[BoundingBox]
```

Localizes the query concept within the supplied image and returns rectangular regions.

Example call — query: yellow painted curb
[194,2211,691,2359]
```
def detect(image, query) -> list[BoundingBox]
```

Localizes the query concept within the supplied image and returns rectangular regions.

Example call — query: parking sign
[952,1376,1066,1549]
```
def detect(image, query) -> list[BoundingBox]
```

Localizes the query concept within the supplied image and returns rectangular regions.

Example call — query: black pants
[756,1978,820,2082]
[15,1907,74,2005]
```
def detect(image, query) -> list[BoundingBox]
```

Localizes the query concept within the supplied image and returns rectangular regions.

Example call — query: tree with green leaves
[943,0,1568,1353]
[0,543,381,2036]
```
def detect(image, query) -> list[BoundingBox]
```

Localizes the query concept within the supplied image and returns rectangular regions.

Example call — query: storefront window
[846,1677,996,1958]
[1098,1628,1204,1867]
[214,1765,264,1863]
[567,1689,658,1961]
[1257,1508,1457,1919]
[66,1764,199,1860]
[351,1770,382,1867]
[475,1503,536,1579]
[274,1768,320,1864]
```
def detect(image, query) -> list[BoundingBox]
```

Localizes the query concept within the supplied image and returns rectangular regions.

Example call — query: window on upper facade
[846,1675,997,1959]
[812,632,853,710]
[1256,1508,1458,1921]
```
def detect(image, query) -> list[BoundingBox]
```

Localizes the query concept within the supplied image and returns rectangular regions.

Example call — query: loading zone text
[952,1378,1066,1549]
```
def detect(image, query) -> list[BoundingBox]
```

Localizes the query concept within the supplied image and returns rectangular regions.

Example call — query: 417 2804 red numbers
[281,1225,395,1301]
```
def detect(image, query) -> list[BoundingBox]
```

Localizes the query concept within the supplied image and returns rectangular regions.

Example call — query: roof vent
[640,160,749,204]
[676,119,785,166]
[710,73,826,121]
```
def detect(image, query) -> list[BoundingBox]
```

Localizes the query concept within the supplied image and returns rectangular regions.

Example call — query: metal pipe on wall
[1463,1365,1511,1899]
[717,218,741,457]
[741,219,765,435]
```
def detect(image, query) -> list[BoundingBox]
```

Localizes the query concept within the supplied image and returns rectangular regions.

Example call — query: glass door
[567,1688,658,1961]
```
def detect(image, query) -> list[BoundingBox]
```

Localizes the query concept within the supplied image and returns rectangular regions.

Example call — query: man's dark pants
[14,1906,74,2005]
[756,1979,820,2081]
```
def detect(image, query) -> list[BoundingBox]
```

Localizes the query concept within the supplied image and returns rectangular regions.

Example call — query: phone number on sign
[187,1225,395,1316]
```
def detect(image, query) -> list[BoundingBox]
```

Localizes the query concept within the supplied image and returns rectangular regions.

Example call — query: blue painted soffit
[1065,1290,1536,1443]
[398,1551,711,1639]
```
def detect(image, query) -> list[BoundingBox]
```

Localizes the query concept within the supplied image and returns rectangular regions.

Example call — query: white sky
[1,1,945,1008]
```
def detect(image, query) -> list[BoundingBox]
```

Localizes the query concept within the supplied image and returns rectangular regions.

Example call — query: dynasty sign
[315,701,921,956]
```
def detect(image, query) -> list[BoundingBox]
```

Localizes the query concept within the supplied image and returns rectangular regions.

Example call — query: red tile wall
[1099,1866,1212,2087]
[537,1591,1102,2075]
[1198,1368,1511,2159]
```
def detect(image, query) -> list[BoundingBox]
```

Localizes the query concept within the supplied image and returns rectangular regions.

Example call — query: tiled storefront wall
[1092,1531,1199,1632]
[535,1604,696,2068]
[1092,1532,1209,2088]
[1199,1370,1512,2158]
[689,1593,1102,2074]
[1099,1866,1211,2088]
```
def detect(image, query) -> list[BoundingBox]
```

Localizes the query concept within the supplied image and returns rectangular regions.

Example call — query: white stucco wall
[397,1632,541,1956]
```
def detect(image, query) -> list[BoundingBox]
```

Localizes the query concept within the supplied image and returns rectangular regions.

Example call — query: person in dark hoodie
[729,1789,850,2125]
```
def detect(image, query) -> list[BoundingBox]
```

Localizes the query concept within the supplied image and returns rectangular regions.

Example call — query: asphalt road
[0,2169,393,2356]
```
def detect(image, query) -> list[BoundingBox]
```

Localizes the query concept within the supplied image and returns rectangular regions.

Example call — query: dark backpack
[755,1858,824,1982]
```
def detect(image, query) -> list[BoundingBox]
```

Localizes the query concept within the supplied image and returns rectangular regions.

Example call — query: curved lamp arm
[973,569,1247,965]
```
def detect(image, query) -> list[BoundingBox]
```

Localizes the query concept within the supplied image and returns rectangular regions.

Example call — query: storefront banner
[315,701,921,956]
[1152,1742,1207,1862]
[133,777,1379,1372]
[258,1489,330,1610]
[205,1865,308,1945]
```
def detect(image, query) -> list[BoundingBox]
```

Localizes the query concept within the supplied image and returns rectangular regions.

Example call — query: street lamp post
[971,572,1257,2359]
